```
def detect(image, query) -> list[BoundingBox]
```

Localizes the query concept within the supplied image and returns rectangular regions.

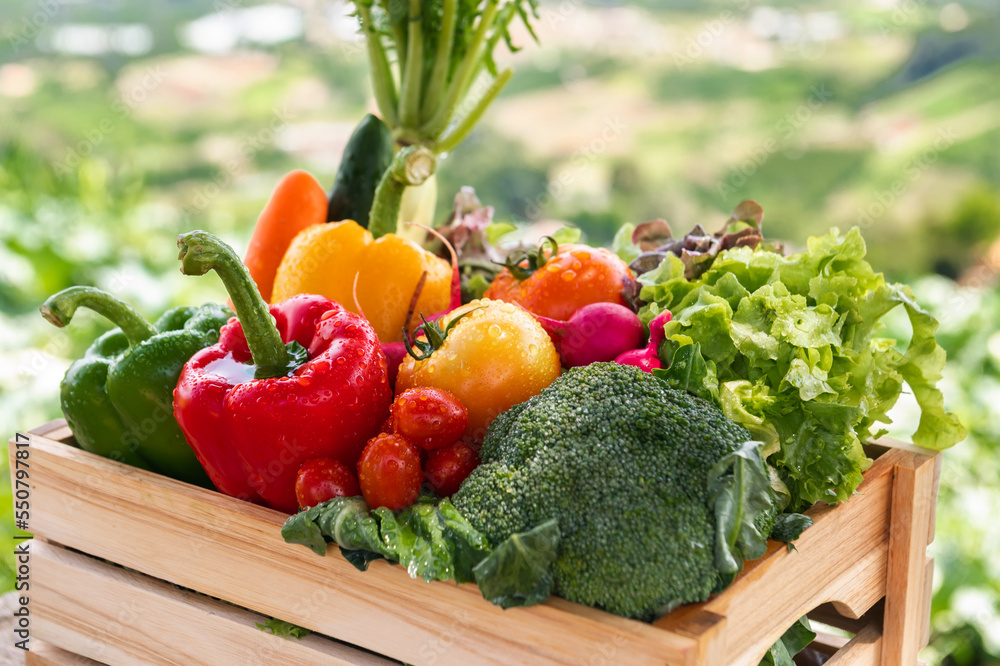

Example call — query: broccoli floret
[452,362,777,621]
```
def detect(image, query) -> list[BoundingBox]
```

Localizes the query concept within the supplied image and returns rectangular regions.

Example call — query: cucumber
[327,113,394,227]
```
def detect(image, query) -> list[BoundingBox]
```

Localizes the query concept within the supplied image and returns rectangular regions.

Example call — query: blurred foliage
[0,0,998,662]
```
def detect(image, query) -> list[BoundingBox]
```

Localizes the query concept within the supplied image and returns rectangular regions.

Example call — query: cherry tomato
[295,458,361,509]
[392,387,468,450]
[396,299,561,443]
[485,241,632,321]
[378,412,396,435]
[357,433,423,510]
[424,442,480,496]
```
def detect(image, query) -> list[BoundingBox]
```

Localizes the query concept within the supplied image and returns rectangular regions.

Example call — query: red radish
[615,311,672,372]
[533,302,644,367]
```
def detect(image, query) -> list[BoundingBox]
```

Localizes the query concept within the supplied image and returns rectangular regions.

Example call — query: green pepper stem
[40,286,158,347]
[368,146,437,239]
[176,230,289,379]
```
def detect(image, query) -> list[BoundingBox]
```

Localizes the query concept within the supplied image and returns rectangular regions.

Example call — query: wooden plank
[17,420,68,439]
[809,630,850,656]
[654,448,905,666]
[31,540,393,666]
[24,426,698,666]
[655,608,727,666]
[25,420,935,665]
[927,454,942,545]
[823,622,882,666]
[0,591,28,666]
[882,451,938,666]
[808,600,884,635]
[920,556,934,649]
[24,641,102,666]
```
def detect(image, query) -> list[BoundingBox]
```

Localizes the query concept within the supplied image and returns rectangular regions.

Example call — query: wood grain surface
[15,421,940,665]
[31,541,391,666]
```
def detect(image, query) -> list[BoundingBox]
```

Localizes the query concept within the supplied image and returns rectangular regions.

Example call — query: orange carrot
[243,170,328,302]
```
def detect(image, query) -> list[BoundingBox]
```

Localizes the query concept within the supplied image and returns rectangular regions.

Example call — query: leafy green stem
[420,0,500,139]
[357,3,399,128]
[398,0,425,128]
[437,68,512,153]
[420,0,458,123]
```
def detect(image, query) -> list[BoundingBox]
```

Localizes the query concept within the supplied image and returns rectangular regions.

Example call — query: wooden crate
[15,420,940,666]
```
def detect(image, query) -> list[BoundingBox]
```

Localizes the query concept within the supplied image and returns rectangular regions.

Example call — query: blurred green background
[1,0,998,662]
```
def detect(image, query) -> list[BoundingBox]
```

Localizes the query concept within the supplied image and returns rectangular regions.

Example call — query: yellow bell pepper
[272,220,451,343]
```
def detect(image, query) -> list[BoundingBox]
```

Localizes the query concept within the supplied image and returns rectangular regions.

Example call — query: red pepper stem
[40,286,157,347]
[177,230,290,378]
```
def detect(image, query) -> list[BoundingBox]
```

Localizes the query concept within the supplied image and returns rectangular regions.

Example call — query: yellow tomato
[396,299,561,442]
[272,221,451,343]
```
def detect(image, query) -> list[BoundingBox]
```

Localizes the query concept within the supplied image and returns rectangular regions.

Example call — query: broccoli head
[452,362,778,621]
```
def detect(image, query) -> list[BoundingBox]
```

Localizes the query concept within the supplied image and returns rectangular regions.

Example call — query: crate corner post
[882,449,940,666]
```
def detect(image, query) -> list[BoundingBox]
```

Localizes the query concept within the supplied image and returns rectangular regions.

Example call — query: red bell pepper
[173,230,392,513]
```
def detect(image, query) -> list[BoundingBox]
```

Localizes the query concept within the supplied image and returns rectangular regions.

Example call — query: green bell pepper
[40,286,233,487]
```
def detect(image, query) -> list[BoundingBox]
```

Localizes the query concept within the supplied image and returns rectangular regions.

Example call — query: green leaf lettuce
[640,227,965,509]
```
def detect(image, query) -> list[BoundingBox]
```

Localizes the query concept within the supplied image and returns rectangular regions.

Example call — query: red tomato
[392,387,468,450]
[295,458,361,509]
[357,433,423,510]
[379,412,397,435]
[424,441,480,496]
[484,242,632,322]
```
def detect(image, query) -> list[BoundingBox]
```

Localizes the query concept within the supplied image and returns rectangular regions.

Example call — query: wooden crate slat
[823,622,882,666]
[21,428,697,666]
[808,630,850,656]
[17,421,940,665]
[920,556,934,649]
[32,540,393,666]
[808,600,884,636]
[24,640,103,666]
[882,451,938,666]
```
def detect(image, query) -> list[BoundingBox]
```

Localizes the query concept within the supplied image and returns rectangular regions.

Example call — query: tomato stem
[403,307,483,361]
[496,236,559,282]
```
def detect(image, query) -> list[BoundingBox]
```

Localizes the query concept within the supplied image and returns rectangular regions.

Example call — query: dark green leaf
[281,496,491,584]
[758,616,816,666]
[473,519,560,609]
[780,616,817,656]
[654,340,718,402]
[770,513,813,545]
[340,547,385,571]
[706,441,777,578]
